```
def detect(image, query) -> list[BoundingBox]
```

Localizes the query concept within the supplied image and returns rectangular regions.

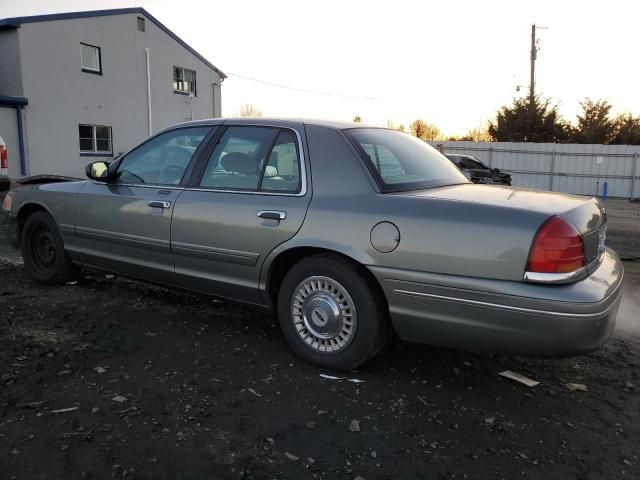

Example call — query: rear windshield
[345,128,469,192]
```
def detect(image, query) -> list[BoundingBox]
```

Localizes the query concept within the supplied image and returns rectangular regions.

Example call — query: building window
[79,124,112,155]
[80,43,101,74]
[173,67,196,95]
[137,17,145,32]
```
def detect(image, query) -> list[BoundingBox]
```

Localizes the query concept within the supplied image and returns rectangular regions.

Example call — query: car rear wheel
[277,254,388,370]
[21,211,78,285]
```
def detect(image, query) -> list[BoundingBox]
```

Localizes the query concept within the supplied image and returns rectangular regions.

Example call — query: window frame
[137,16,146,32]
[79,124,113,157]
[80,43,102,75]
[188,125,307,197]
[173,66,197,96]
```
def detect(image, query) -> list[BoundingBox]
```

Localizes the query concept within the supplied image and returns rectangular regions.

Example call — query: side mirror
[86,161,112,181]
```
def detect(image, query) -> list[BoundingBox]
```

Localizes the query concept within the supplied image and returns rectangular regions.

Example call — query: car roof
[171,117,383,131]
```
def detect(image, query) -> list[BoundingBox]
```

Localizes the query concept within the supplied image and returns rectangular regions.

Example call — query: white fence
[429,141,640,198]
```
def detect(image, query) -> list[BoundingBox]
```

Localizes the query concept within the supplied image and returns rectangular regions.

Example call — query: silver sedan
[2,118,623,370]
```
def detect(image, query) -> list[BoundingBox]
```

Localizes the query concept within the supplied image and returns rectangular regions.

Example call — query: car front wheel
[277,254,388,370]
[21,210,78,285]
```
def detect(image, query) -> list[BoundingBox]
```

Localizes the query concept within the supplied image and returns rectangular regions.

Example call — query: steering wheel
[160,145,191,184]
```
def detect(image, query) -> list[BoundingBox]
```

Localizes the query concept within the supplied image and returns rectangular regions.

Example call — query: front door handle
[148,200,171,209]
[257,210,286,221]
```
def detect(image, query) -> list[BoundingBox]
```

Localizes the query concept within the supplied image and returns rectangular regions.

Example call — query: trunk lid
[400,183,607,267]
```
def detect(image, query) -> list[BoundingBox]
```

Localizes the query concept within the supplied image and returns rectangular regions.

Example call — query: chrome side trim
[523,267,588,284]
[75,226,169,252]
[93,181,185,190]
[392,288,620,319]
[185,187,303,197]
[171,241,259,266]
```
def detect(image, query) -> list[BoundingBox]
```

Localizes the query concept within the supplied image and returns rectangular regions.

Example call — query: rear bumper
[369,248,624,357]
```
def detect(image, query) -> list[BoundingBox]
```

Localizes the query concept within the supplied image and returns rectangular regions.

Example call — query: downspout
[145,48,152,136]
[16,106,26,176]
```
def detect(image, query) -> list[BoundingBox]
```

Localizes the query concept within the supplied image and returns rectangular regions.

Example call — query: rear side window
[199,126,301,193]
[345,128,468,192]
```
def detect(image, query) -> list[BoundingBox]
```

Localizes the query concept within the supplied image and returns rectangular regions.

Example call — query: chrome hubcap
[291,276,357,354]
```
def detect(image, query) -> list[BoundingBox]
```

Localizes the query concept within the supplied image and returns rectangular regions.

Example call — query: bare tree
[452,127,492,142]
[410,119,441,141]
[238,104,263,118]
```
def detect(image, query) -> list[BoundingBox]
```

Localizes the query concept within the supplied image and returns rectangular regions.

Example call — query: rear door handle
[257,210,286,221]
[148,200,171,209]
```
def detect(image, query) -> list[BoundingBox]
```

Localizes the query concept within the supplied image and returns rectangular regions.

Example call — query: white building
[0,8,225,179]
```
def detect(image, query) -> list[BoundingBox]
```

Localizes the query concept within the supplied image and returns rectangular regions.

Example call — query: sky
[1,0,639,136]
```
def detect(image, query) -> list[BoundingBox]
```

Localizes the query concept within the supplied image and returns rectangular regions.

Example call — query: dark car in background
[446,154,512,185]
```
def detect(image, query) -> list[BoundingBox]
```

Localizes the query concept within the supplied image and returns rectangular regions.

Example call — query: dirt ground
[601,199,640,261]
[1,195,639,480]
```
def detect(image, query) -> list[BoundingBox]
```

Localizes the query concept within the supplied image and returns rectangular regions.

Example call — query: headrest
[221,152,256,174]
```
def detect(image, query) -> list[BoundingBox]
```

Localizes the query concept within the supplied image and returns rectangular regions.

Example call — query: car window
[464,157,486,170]
[259,130,301,193]
[199,127,301,193]
[361,144,405,178]
[116,127,211,185]
[346,128,468,192]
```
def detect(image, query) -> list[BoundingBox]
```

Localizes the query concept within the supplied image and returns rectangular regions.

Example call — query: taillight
[0,144,7,169]
[526,216,585,274]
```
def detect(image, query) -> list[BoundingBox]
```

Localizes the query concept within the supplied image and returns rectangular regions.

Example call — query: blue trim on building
[15,106,26,176]
[0,8,226,78]
[0,95,28,107]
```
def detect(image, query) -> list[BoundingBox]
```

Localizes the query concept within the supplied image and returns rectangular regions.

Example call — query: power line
[226,72,379,101]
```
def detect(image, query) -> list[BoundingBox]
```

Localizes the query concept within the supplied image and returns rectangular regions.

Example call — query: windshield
[345,128,469,192]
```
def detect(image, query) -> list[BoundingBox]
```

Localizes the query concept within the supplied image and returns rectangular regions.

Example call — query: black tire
[21,210,78,285]
[277,254,388,370]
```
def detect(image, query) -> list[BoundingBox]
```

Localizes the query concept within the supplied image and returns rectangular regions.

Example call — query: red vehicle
[0,136,10,191]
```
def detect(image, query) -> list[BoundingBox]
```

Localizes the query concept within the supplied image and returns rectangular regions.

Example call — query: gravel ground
[1,192,639,480]
[602,199,640,260]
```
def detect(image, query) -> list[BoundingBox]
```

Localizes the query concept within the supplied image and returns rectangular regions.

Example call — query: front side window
[79,124,112,154]
[199,126,301,193]
[173,67,196,94]
[80,43,101,73]
[116,127,211,185]
[345,128,469,192]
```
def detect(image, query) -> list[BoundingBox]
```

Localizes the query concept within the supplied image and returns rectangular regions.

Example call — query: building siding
[13,12,222,177]
[0,29,23,97]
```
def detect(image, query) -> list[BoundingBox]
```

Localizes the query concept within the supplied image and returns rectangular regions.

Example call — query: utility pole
[529,23,536,108]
